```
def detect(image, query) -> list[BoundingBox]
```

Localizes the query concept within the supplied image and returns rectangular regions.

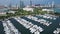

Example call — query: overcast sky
[0,0,60,6]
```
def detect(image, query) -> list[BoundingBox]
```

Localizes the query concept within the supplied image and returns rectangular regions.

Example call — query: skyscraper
[30,0,32,6]
[52,1,55,8]
[9,3,12,8]
[8,1,12,9]
[19,0,25,8]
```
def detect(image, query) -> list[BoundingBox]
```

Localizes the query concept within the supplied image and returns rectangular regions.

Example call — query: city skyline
[0,0,60,6]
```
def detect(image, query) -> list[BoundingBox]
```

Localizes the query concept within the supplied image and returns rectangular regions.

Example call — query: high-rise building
[19,0,25,8]
[30,0,32,6]
[8,0,12,9]
[52,1,55,8]
[9,3,12,8]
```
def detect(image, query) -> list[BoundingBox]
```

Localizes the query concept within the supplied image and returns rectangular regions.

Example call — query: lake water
[54,8,60,13]
[0,21,5,34]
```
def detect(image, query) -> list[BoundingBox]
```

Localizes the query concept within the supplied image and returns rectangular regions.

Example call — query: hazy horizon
[0,0,60,6]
